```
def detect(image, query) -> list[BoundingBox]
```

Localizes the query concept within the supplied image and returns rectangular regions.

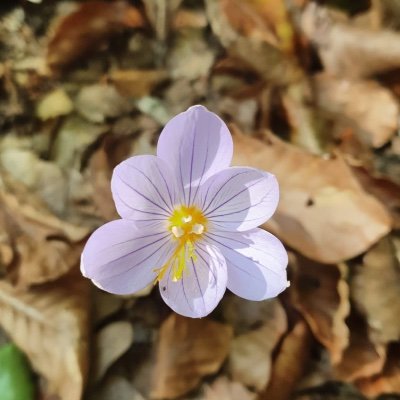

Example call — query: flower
[81,105,288,318]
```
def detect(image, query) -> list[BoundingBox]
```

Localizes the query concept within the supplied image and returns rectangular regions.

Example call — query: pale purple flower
[81,105,288,318]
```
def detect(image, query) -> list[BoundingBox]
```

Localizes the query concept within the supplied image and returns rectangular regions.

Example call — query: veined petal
[198,167,279,231]
[111,155,179,226]
[159,242,227,318]
[206,229,288,300]
[157,105,233,205]
[81,220,175,295]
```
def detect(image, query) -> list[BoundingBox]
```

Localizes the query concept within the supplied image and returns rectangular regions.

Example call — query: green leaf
[0,344,35,400]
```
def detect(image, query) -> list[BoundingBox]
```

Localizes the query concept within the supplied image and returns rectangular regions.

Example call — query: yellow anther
[171,226,184,238]
[191,223,204,235]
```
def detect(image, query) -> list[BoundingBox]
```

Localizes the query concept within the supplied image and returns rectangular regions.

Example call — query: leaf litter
[0,0,400,399]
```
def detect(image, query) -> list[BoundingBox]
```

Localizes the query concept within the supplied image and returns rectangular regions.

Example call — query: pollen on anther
[182,215,192,223]
[191,223,204,235]
[172,226,184,238]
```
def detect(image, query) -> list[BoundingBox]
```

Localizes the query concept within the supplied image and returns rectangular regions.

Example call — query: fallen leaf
[334,314,386,382]
[75,84,132,123]
[260,321,312,400]
[94,321,134,382]
[351,237,400,344]
[167,30,216,80]
[202,376,255,400]
[205,0,300,85]
[290,258,350,364]
[313,73,399,148]
[94,376,145,400]
[357,345,400,397]
[108,70,168,98]
[47,1,145,70]
[0,147,67,215]
[151,314,233,399]
[222,296,285,334]
[301,3,400,79]
[232,127,391,263]
[0,275,89,400]
[228,300,287,390]
[351,166,400,229]
[0,173,89,286]
[36,88,74,121]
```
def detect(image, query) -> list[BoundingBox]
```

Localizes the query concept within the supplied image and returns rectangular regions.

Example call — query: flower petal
[157,105,233,205]
[111,155,179,227]
[81,220,175,295]
[199,167,279,231]
[206,228,288,300]
[159,242,227,318]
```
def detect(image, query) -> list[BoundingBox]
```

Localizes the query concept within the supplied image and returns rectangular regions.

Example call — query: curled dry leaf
[94,321,134,382]
[232,127,391,263]
[260,321,313,400]
[290,257,350,364]
[351,237,400,344]
[334,314,386,383]
[228,300,287,390]
[301,3,400,79]
[47,1,144,70]
[313,73,399,148]
[202,376,255,400]
[151,314,233,399]
[0,275,89,400]
[0,173,89,286]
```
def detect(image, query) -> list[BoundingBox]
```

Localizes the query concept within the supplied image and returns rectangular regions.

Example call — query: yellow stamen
[154,205,207,283]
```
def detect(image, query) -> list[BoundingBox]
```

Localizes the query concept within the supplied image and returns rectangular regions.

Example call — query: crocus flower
[81,105,288,318]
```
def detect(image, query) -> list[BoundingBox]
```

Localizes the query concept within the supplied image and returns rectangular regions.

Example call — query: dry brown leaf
[95,376,145,400]
[357,346,400,397]
[334,314,386,382]
[94,321,134,382]
[290,258,350,364]
[151,314,233,399]
[75,84,132,123]
[0,173,89,286]
[301,3,400,79]
[202,376,255,400]
[0,275,89,400]
[313,73,399,148]
[205,0,301,85]
[228,300,287,390]
[108,70,169,98]
[232,128,391,263]
[260,321,312,400]
[351,237,400,344]
[47,1,144,70]
[352,167,400,230]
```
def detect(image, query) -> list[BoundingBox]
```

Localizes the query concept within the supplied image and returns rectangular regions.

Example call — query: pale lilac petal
[198,167,279,231]
[81,220,175,295]
[111,155,179,226]
[157,105,233,205]
[159,242,227,318]
[206,228,288,300]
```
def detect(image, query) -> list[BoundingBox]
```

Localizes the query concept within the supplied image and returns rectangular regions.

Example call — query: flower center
[155,205,207,283]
